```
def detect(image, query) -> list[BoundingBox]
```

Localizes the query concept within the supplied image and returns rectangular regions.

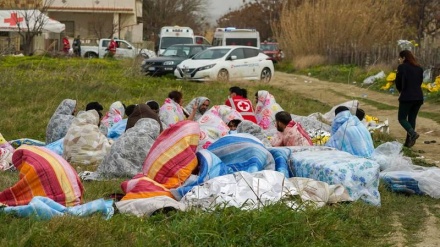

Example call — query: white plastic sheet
[373,141,440,198]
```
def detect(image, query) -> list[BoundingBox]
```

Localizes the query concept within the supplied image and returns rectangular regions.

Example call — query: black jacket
[395,61,423,101]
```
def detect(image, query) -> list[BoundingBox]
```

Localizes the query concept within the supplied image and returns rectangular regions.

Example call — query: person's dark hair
[399,50,420,67]
[227,119,242,128]
[275,111,292,125]
[168,91,183,103]
[86,102,103,112]
[229,86,241,95]
[97,110,103,120]
[125,104,137,117]
[356,108,366,121]
[241,89,248,98]
[335,106,349,116]
[146,100,159,110]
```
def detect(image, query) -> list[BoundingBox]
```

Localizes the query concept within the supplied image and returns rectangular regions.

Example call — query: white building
[47,0,143,46]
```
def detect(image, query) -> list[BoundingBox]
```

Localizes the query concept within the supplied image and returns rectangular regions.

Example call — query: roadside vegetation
[1,57,439,246]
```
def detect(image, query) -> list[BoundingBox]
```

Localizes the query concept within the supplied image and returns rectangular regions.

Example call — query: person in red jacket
[106,38,117,57]
[62,36,70,53]
[225,86,257,123]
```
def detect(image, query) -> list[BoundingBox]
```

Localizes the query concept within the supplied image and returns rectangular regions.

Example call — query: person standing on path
[395,50,424,148]
[72,35,81,57]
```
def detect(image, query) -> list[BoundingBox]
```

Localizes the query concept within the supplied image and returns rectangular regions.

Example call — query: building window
[61,21,74,37]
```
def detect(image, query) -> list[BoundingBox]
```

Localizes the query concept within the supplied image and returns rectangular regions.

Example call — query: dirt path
[270,72,440,165]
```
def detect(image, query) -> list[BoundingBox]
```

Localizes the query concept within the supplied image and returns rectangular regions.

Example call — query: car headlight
[163,61,175,66]
[199,64,216,71]
[141,60,147,66]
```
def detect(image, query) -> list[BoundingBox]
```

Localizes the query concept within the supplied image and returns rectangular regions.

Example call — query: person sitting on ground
[254,90,284,131]
[46,99,77,144]
[325,106,374,158]
[185,97,210,121]
[86,101,104,120]
[270,111,313,147]
[227,119,242,134]
[101,101,125,129]
[107,104,137,139]
[63,110,112,166]
[159,91,195,129]
[356,108,366,121]
[225,86,257,124]
[89,117,162,180]
[126,103,162,132]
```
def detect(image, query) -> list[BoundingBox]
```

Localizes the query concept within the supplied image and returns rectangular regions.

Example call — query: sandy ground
[270,72,440,165]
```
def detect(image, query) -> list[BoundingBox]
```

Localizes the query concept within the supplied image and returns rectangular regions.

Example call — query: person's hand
[192,103,198,111]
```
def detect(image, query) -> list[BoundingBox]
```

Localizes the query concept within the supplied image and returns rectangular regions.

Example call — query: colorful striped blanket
[0,145,84,206]
[142,120,200,188]
[121,174,174,200]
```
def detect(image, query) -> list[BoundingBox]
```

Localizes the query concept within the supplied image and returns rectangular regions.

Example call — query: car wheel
[217,69,229,82]
[260,68,272,83]
[85,52,98,58]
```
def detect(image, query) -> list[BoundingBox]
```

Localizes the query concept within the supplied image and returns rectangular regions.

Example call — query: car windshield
[162,46,190,57]
[192,48,231,60]
[260,43,278,51]
[160,37,193,49]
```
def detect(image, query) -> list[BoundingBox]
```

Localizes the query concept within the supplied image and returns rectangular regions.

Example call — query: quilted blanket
[289,146,381,206]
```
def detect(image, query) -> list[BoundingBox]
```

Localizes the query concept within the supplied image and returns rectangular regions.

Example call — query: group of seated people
[0,87,381,211]
[1,87,375,175]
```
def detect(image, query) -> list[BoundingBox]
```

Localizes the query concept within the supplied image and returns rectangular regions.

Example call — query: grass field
[1,57,439,246]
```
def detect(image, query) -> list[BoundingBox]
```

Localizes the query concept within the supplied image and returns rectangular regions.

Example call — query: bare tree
[142,0,208,41]
[216,0,284,40]
[1,0,56,55]
[89,15,119,40]
[404,0,439,45]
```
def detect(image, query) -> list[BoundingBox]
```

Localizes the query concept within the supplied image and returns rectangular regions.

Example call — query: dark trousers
[398,100,423,134]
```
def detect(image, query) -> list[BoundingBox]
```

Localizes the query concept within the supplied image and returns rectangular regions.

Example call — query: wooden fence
[325,43,440,76]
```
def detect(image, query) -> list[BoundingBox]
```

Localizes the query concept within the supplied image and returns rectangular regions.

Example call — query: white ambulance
[212,27,260,48]
[158,26,195,55]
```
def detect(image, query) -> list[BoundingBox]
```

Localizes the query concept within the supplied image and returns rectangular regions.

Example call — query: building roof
[47,6,133,13]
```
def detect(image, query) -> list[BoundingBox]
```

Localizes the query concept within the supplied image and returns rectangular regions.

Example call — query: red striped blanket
[142,120,200,189]
[0,145,84,206]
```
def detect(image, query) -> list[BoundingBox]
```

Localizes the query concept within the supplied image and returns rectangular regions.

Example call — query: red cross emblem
[237,100,250,111]
[4,13,23,26]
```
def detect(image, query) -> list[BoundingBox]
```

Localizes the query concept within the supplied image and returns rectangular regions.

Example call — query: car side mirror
[229,55,237,61]
[127,46,133,50]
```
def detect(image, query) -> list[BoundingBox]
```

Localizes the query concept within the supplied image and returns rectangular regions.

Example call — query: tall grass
[1,57,440,246]
[276,0,405,65]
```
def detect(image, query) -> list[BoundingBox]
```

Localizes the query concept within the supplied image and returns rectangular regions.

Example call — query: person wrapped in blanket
[184,97,210,121]
[63,110,112,166]
[46,99,77,144]
[325,106,374,158]
[99,101,126,136]
[225,86,258,124]
[270,111,313,147]
[254,90,283,134]
[107,104,136,139]
[159,91,197,129]
[82,104,163,180]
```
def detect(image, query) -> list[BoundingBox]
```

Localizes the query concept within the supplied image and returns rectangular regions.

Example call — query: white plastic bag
[363,71,385,84]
